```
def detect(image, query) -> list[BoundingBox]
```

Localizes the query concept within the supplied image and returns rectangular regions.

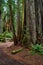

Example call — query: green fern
[31,44,43,55]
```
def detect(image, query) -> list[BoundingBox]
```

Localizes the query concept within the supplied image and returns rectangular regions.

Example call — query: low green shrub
[31,44,43,55]
[0,31,13,42]
[5,32,13,38]
[0,33,5,42]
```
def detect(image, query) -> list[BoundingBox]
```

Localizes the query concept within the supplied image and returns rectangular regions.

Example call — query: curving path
[0,42,14,48]
[0,42,28,65]
[0,49,26,65]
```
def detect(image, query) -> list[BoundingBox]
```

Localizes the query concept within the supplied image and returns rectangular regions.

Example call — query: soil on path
[0,42,28,65]
[0,42,14,48]
[0,42,43,65]
[0,49,27,65]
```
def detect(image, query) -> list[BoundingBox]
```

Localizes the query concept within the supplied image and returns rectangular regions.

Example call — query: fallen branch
[11,48,23,54]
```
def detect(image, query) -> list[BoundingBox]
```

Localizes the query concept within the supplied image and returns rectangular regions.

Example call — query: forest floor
[0,42,43,65]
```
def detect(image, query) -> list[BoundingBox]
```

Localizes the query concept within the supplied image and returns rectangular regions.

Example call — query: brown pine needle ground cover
[0,42,43,65]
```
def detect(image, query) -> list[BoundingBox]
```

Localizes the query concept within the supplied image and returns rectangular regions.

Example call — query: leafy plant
[31,44,43,55]
[0,31,13,42]
[0,33,5,42]
[5,32,13,38]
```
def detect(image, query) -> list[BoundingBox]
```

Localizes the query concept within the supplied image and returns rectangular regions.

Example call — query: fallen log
[11,48,23,54]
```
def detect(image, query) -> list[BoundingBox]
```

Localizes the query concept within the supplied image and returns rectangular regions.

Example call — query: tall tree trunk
[26,0,33,46]
[34,0,39,43]
[21,0,28,47]
[8,0,17,45]
[0,10,3,33]
[22,0,24,29]
[38,0,43,44]
[17,0,22,44]
[34,0,42,44]
[30,0,36,44]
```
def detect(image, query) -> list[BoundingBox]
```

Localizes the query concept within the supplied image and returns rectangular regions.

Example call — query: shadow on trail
[0,49,28,65]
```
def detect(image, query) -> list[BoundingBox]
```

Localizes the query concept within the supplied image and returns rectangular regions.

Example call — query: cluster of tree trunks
[0,0,43,46]
[23,0,43,47]
[13,0,43,46]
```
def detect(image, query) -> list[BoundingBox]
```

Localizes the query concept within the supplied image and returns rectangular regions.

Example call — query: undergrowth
[30,44,43,55]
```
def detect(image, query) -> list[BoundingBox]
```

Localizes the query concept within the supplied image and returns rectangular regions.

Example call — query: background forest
[0,0,43,53]
[0,0,43,65]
